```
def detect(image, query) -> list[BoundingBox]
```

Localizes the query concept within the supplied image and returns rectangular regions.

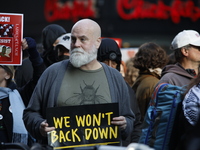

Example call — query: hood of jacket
[161,63,194,79]
[42,24,66,66]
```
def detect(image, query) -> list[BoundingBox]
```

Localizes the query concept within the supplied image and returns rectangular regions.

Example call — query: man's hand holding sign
[46,103,120,149]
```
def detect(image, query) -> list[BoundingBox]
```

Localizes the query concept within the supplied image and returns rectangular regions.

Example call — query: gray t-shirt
[57,65,111,106]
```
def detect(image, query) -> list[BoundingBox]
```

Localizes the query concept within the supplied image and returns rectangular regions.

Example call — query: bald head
[70,19,102,69]
[71,19,101,39]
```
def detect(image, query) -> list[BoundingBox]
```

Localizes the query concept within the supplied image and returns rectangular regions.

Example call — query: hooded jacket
[41,24,66,66]
[14,24,66,87]
[158,63,195,86]
[157,64,196,149]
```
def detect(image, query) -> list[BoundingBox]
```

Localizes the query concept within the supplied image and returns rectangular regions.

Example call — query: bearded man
[23,19,135,146]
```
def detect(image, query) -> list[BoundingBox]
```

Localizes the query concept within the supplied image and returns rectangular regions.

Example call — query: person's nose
[73,39,81,48]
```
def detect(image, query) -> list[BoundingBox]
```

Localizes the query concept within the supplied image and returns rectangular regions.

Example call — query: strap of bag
[150,83,168,107]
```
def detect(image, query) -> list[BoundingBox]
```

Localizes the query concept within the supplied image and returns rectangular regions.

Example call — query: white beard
[70,47,97,68]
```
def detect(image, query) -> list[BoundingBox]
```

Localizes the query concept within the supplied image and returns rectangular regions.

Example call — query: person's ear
[95,37,101,49]
[53,39,59,47]
[5,74,11,80]
[181,47,189,56]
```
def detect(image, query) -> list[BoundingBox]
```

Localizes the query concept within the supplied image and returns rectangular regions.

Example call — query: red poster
[0,13,23,65]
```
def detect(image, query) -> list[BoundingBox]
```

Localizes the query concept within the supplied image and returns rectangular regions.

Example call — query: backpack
[139,83,187,150]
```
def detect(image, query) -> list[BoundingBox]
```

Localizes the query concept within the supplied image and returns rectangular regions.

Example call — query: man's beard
[70,47,97,68]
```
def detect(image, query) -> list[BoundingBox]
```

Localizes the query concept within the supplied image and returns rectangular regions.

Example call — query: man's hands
[21,38,29,50]
[39,116,127,137]
[21,37,36,50]
[111,116,127,130]
[39,120,55,137]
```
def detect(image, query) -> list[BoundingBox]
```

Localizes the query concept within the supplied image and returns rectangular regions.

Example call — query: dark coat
[0,60,46,144]
[14,24,66,87]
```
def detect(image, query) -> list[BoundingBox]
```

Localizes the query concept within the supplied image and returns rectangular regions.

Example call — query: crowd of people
[0,18,200,150]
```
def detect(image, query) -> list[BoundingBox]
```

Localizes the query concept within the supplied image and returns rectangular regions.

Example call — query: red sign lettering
[117,0,200,23]
[44,0,97,22]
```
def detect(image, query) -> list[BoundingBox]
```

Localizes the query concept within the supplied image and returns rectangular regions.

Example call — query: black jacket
[0,57,46,144]
[15,24,66,87]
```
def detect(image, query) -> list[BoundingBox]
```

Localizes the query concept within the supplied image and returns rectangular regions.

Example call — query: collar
[177,63,197,77]
[185,69,197,77]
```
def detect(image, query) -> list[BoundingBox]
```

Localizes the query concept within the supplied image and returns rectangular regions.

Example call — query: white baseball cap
[56,33,71,50]
[171,30,200,50]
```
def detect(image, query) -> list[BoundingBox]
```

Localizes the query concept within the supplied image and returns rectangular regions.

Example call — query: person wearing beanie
[15,24,67,87]
[97,38,142,144]
[97,38,122,72]
[0,37,46,146]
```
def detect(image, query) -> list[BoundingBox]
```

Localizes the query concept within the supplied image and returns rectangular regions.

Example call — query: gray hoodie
[158,63,195,86]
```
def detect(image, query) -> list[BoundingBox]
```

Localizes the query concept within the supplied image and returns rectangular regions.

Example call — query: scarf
[148,68,162,77]
[183,83,200,126]
[0,87,28,144]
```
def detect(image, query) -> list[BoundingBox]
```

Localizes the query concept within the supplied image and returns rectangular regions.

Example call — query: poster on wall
[0,13,23,65]
[121,47,138,63]
[46,103,120,150]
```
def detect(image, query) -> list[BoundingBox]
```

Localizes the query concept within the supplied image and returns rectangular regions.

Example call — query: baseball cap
[171,30,200,50]
[56,33,71,50]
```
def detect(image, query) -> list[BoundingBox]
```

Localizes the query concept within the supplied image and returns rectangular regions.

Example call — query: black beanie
[97,38,122,71]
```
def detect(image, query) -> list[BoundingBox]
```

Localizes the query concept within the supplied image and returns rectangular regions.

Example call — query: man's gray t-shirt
[57,65,111,106]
